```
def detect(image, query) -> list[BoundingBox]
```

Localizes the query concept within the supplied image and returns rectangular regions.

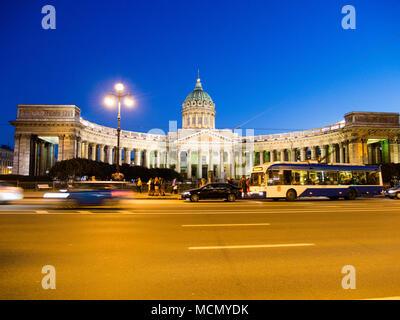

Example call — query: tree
[48,158,181,181]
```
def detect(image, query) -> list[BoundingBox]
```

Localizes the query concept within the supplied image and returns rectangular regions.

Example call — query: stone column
[208,149,213,175]
[197,149,202,179]
[143,150,148,168]
[60,135,77,161]
[311,147,317,160]
[156,150,160,168]
[330,144,336,163]
[259,150,264,165]
[83,142,89,159]
[291,149,296,162]
[176,149,181,173]
[39,142,47,175]
[230,151,235,178]
[389,139,400,164]
[77,140,82,158]
[99,145,105,162]
[106,147,112,164]
[280,149,285,162]
[300,148,306,161]
[187,150,192,179]
[125,149,132,165]
[270,150,275,162]
[348,139,368,164]
[339,142,345,163]
[133,149,138,166]
[90,144,96,161]
[48,144,55,169]
[246,151,254,176]
[219,150,224,179]
[320,146,327,163]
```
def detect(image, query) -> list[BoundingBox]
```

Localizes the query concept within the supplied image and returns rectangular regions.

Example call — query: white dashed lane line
[182,223,271,227]
[188,243,315,250]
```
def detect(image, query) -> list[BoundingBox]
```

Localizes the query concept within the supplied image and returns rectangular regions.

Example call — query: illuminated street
[1,198,400,300]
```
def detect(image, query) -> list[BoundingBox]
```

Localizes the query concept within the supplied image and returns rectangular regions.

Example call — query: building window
[204,117,208,125]
[192,117,196,124]
[198,117,202,125]
[187,117,190,125]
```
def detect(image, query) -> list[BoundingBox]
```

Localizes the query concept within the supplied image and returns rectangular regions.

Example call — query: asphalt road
[1,197,400,300]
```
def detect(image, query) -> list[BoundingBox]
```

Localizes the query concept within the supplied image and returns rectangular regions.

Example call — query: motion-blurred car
[385,185,400,199]
[0,181,23,204]
[181,183,241,202]
[43,182,133,207]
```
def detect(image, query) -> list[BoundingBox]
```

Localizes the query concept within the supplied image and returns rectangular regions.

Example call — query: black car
[181,183,241,202]
[385,185,400,199]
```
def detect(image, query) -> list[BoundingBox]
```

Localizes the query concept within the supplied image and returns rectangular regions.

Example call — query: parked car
[0,181,23,204]
[181,183,241,202]
[385,185,400,199]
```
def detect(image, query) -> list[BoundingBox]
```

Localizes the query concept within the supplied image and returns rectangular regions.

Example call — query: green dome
[184,78,213,103]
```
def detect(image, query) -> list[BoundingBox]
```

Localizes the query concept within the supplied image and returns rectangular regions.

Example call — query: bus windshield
[250,172,264,186]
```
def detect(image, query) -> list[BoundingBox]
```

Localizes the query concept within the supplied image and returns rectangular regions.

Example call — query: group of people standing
[147,177,167,196]
[134,177,178,196]
[239,177,250,198]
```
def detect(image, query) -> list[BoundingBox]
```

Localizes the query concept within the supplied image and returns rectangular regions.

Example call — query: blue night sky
[1,0,400,147]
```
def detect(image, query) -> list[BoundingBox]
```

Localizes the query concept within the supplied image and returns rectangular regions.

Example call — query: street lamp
[104,82,134,173]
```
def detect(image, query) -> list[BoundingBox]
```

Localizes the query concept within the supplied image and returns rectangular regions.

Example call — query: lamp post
[104,83,134,173]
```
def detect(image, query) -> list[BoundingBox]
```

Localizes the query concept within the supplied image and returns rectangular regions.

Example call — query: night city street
[2,0,400,313]
[1,197,400,300]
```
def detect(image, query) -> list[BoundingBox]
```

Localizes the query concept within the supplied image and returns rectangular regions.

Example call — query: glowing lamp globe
[125,97,134,107]
[104,96,115,106]
[115,83,124,92]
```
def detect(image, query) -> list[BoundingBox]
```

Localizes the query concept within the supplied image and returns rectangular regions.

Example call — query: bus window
[352,171,367,185]
[292,170,307,185]
[366,172,379,185]
[339,171,352,185]
[267,170,281,186]
[325,171,338,185]
[283,170,292,185]
[251,172,264,186]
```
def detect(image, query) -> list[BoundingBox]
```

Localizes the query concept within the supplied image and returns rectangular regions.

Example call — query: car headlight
[388,190,395,194]
[182,191,190,195]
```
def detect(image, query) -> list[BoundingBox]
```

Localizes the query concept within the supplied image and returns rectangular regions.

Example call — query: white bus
[249,162,383,201]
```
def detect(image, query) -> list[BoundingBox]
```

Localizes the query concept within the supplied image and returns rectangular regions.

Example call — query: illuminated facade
[0,145,13,175]
[9,77,400,178]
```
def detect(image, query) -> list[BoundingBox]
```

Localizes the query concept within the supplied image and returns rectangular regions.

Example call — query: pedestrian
[137,177,142,193]
[246,177,250,194]
[240,177,247,198]
[154,177,160,196]
[160,177,166,196]
[148,178,154,196]
[172,178,177,194]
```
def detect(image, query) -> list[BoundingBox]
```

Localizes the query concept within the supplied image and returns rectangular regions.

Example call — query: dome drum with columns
[181,77,216,129]
[9,77,400,179]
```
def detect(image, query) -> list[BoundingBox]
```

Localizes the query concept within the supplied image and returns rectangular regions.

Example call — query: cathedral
[9,77,400,179]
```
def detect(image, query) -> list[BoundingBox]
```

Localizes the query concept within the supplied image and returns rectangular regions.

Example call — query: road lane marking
[188,243,315,250]
[182,223,271,227]
[35,210,48,214]
[364,296,400,300]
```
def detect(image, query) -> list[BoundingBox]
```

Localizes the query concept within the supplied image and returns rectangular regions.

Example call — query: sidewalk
[22,190,181,200]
